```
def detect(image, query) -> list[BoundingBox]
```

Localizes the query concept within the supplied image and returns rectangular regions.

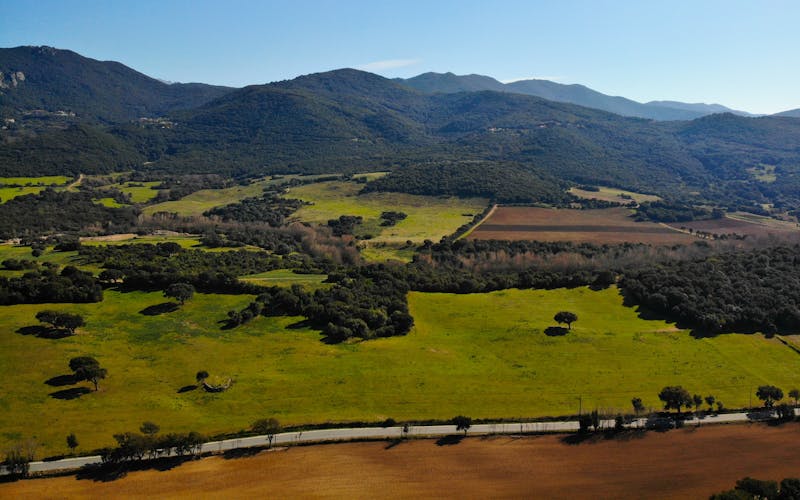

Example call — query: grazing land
[287,180,487,260]
[677,212,800,239]
[569,186,661,204]
[103,180,161,203]
[0,175,72,203]
[239,269,328,288]
[4,423,800,499]
[142,178,276,216]
[2,286,799,457]
[470,206,695,244]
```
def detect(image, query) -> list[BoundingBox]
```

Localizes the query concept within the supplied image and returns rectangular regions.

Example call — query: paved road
[8,409,793,476]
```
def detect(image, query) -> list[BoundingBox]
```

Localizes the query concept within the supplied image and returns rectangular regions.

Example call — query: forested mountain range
[395,72,754,121]
[2,47,800,211]
[0,46,233,123]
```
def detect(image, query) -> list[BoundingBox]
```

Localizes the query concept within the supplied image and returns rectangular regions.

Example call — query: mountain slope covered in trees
[0,46,234,122]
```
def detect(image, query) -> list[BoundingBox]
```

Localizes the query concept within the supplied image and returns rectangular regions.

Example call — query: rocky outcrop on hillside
[0,70,26,90]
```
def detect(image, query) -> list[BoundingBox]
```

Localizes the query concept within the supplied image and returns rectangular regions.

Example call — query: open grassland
[142,174,336,217]
[470,206,696,244]
[2,286,799,457]
[4,423,799,499]
[569,186,661,204]
[142,179,274,216]
[677,213,800,239]
[0,176,72,186]
[239,269,328,288]
[0,175,72,203]
[287,180,487,260]
[105,181,161,203]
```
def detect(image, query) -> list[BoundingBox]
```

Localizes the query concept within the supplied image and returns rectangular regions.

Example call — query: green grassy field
[287,180,487,261]
[569,186,661,204]
[142,174,336,217]
[2,286,799,457]
[0,175,73,203]
[0,176,72,186]
[105,181,161,203]
[239,269,328,288]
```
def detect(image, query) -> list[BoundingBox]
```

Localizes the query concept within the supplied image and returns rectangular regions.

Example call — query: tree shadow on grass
[16,325,72,339]
[177,384,198,394]
[45,374,78,387]
[435,435,464,446]
[49,387,91,400]
[139,302,179,316]
[76,456,192,482]
[544,326,568,337]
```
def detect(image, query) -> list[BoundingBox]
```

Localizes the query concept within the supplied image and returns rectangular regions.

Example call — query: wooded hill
[3,47,800,211]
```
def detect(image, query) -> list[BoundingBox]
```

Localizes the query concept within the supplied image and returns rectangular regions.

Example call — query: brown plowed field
[469,207,696,244]
[678,214,800,240]
[5,423,800,499]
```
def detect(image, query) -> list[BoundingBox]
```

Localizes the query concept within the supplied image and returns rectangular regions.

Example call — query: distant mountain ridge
[0,46,235,122]
[396,72,754,121]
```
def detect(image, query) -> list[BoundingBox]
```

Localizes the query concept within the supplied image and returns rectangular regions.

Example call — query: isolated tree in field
[164,283,194,305]
[66,433,78,454]
[68,356,107,391]
[554,311,578,330]
[140,421,160,435]
[452,415,472,435]
[756,385,783,408]
[36,310,85,334]
[705,395,716,411]
[789,388,800,406]
[631,397,645,416]
[252,418,281,447]
[658,386,693,414]
[196,370,209,384]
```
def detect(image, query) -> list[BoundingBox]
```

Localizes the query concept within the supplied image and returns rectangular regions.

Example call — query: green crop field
[2,286,799,457]
[286,180,487,261]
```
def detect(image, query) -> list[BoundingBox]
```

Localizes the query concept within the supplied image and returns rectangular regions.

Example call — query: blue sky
[1,0,798,113]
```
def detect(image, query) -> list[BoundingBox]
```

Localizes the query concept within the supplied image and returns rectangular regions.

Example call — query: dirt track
[4,423,800,499]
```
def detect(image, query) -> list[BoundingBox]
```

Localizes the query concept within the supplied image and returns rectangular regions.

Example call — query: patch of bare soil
[4,423,800,499]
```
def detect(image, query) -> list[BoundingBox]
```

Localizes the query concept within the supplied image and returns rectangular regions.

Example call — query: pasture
[469,206,696,244]
[142,174,336,216]
[0,175,72,204]
[4,423,798,499]
[286,180,487,260]
[105,181,161,203]
[2,286,799,456]
[569,186,661,204]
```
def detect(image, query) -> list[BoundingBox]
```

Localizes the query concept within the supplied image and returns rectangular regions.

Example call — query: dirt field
[677,213,800,240]
[469,207,695,244]
[5,423,800,499]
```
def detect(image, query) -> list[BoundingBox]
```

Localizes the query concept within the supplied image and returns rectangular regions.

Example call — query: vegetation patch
[286,179,487,260]
[569,185,661,204]
[2,286,799,457]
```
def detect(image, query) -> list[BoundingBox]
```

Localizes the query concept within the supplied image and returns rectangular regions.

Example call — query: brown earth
[676,214,800,240]
[5,423,800,499]
[469,207,695,244]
